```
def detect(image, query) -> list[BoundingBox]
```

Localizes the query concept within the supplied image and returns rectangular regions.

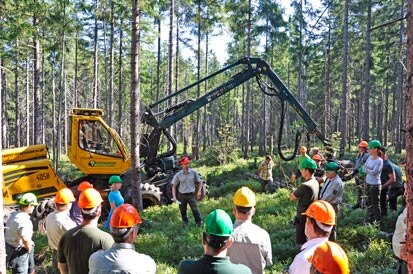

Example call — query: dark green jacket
[178,255,252,274]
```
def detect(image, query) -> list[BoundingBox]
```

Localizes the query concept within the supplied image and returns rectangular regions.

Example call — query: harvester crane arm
[141,57,328,165]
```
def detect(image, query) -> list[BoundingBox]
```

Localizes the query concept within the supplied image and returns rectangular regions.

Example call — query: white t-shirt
[46,209,77,250]
[289,237,329,274]
[5,210,33,247]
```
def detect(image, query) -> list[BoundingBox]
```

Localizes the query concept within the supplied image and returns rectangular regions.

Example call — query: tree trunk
[33,14,41,144]
[130,0,143,211]
[0,42,5,274]
[25,58,30,146]
[118,18,124,136]
[14,40,20,147]
[362,0,372,140]
[404,0,413,271]
[339,0,349,158]
[156,18,161,113]
[108,0,115,127]
[194,0,201,160]
[168,0,174,144]
[324,20,331,138]
[395,0,405,153]
[93,0,99,108]
[74,31,79,107]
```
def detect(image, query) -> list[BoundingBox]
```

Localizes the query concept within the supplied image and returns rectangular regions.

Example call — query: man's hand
[171,197,177,202]
[196,192,202,200]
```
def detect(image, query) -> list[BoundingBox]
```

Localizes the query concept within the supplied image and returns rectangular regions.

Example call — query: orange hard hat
[78,188,103,209]
[78,181,93,192]
[110,204,142,228]
[312,154,322,161]
[55,188,75,204]
[358,140,368,148]
[310,241,350,274]
[179,156,190,165]
[300,146,307,153]
[302,200,336,226]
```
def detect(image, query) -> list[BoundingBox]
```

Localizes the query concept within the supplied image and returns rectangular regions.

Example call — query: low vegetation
[32,154,401,274]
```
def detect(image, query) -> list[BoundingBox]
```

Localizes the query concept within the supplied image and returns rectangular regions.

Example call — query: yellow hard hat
[233,187,256,207]
[55,188,76,204]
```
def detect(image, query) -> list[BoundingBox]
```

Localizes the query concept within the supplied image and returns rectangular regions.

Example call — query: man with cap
[309,241,349,274]
[289,200,336,274]
[172,156,204,226]
[257,155,275,193]
[70,181,93,225]
[58,188,114,274]
[46,188,77,273]
[178,209,252,274]
[89,204,156,274]
[5,193,38,274]
[312,154,326,184]
[290,146,312,185]
[319,162,344,241]
[228,187,272,274]
[345,140,370,209]
[289,158,320,246]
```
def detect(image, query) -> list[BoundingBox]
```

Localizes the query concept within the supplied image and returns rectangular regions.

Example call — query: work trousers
[366,184,381,223]
[380,186,389,217]
[177,192,202,224]
[354,176,365,208]
[388,187,405,212]
[259,178,275,193]
[6,243,35,274]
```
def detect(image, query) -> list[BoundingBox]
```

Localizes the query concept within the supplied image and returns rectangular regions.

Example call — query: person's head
[78,181,93,192]
[300,146,308,155]
[55,188,75,211]
[265,155,272,163]
[312,154,322,166]
[78,188,103,221]
[233,187,256,220]
[202,209,234,255]
[18,193,38,214]
[179,156,190,171]
[109,175,123,190]
[324,162,339,179]
[368,140,382,157]
[378,146,388,160]
[311,147,320,155]
[302,201,335,240]
[358,140,368,153]
[110,204,142,243]
[300,158,317,179]
[310,241,349,274]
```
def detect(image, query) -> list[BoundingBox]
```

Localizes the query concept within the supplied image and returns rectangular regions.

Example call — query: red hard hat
[78,181,93,192]
[179,156,190,165]
[110,204,142,228]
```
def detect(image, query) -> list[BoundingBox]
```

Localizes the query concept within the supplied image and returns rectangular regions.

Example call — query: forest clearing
[1,0,413,273]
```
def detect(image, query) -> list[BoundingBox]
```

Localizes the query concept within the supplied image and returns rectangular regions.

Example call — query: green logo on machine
[88,161,115,167]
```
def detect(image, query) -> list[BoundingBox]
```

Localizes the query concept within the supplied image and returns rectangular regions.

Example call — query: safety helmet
[109,175,122,185]
[110,204,142,228]
[55,188,75,204]
[312,154,322,161]
[205,209,233,237]
[300,158,317,170]
[78,181,93,192]
[368,140,382,149]
[302,200,336,226]
[310,241,350,274]
[179,156,190,165]
[358,165,367,178]
[300,146,307,153]
[18,193,38,206]
[358,140,368,148]
[78,188,103,209]
[233,187,256,207]
[325,162,339,172]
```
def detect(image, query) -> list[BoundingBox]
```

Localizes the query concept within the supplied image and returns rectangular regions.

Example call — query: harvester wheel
[141,183,161,208]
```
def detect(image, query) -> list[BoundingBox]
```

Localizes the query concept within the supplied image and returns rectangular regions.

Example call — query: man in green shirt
[58,188,114,274]
[178,209,252,274]
[291,146,311,185]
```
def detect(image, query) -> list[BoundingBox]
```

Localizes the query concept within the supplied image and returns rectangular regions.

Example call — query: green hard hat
[109,175,123,185]
[368,140,382,149]
[325,162,339,172]
[18,193,38,206]
[205,209,233,237]
[300,158,317,170]
[358,165,367,178]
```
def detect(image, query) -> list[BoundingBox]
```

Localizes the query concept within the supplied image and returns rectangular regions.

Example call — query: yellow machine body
[67,108,131,176]
[2,146,66,206]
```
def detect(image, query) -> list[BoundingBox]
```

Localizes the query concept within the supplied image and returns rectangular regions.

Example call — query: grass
[30,153,402,274]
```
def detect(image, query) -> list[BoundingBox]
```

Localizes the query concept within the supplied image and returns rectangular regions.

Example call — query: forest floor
[30,154,402,274]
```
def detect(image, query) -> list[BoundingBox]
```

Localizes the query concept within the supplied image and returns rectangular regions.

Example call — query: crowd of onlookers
[4,141,407,274]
